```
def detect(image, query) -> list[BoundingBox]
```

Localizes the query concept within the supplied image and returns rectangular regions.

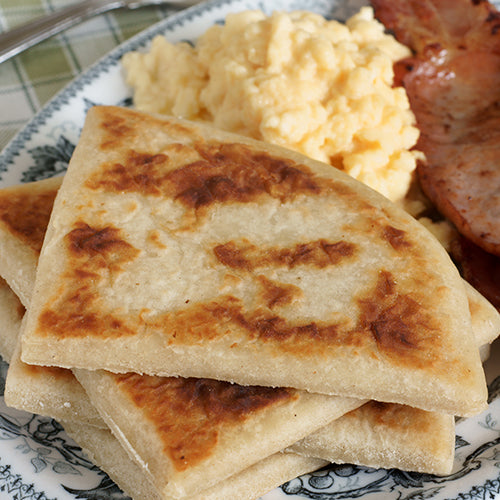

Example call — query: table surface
[0,0,187,153]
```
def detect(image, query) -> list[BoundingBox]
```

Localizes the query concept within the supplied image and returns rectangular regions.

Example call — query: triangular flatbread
[73,368,353,499]
[0,179,361,496]
[0,177,103,426]
[1,177,495,370]
[0,280,328,500]
[19,106,486,415]
[288,401,454,475]
[0,176,60,307]
[0,164,496,490]
[6,259,495,477]
[62,420,327,500]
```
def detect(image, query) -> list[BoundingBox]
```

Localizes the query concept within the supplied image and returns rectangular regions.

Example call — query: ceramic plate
[0,0,499,498]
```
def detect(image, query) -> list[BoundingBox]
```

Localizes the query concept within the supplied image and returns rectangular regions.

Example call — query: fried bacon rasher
[372,0,500,256]
[372,0,500,309]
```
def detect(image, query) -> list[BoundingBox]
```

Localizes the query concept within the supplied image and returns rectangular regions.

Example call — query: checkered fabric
[0,0,186,152]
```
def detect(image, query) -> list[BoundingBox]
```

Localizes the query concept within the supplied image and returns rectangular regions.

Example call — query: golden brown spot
[150,296,341,346]
[96,106,183,150]
[39,307,134,339]
[113,374,295,471]
[214,239,357,271]
[95,106,197,149]
[0,187,57,254]
[356,271,439,365]
[66,222,139,271]
[36,222,139,339]
[257,275,302,309]
[38,265,441,369]
[382,225,412,250]
[86,142,329,209]
[213,241,252,270]
[147,230,167,250]
[99,115,135,150]
[86,151,169,196]
[157,269,441,367]
[169,143,322,209]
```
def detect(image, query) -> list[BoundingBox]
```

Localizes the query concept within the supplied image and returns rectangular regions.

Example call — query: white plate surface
[0,0,498,499]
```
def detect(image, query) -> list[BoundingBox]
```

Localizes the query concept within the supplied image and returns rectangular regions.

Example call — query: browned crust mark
[113,373,295,471]
[213,239,357,271]
[0,187,58,254]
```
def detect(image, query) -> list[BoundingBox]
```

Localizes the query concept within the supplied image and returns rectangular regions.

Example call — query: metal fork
[0,0,200,65]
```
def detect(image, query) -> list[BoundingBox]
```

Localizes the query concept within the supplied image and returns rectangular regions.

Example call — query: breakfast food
[6,341,105,427]
[0,176,364,499]
[62,420,327,500]
[1,176,497,490]
[288,401,454,475]
[123,2,500,313]
[0,176,60,307]
[0,3,498,497]
[73,368,354,499]
[0,177,102,425]
[0,177,362,430]
[371,0,500,255]
[19,105,486,417]
[371,0,500,309]
[122,7,421,202]
[452,236,500,312]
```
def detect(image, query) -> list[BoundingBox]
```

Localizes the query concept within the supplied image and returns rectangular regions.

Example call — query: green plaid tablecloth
[0,0,187,153]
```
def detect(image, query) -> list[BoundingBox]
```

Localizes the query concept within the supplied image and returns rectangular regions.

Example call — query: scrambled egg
[400,185,457,251]
[123,7,422,202]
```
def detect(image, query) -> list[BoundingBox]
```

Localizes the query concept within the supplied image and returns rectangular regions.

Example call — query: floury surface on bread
[0,176,60,307]
[73,368,355,499]
[0,177,363,496]
[20,105,487,416]
[3,177,498,484]
[0,179,363,472]
[62,420,327,500]
[288,401,455,476]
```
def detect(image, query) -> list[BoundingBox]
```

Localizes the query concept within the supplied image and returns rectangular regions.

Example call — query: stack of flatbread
[0,105,498,500]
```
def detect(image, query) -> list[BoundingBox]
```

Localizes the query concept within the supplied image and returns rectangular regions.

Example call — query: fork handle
[0,0,125,64]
